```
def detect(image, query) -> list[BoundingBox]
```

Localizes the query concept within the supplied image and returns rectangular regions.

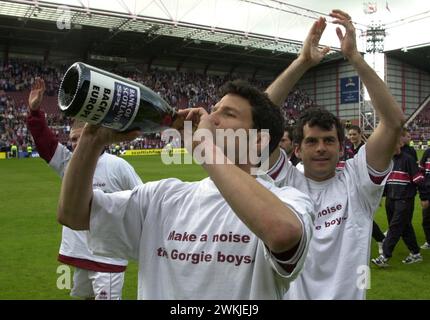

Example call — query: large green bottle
[58,62,178,133]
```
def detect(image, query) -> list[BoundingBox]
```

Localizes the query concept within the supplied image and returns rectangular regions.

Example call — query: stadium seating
[0,60,317,153]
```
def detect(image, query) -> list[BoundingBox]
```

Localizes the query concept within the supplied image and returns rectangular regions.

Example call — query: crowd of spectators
[0,89,72,154]
[0,91,32,153]
[281,87,316,126]
[407,102,430,142]
[0,60,63,95]
[0,60,317,155]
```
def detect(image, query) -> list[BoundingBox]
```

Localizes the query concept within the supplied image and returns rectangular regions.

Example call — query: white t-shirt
[50,143,143,266]
[88,177,315,299]
[261,147,391,300]
[295,162,304,173]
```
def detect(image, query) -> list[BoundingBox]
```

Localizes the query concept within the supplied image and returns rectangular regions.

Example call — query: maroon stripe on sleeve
[58,254,126,273]
[26,109,59,162]
[269,153,286,180]
[336,161,346,169]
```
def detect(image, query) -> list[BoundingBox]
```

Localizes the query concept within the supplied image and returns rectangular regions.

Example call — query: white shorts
[70,268,125,300]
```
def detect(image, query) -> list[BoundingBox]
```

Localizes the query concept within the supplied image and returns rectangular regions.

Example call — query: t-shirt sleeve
[88,185,151,261]
[346,146,392,216]
[27,109,59,162]
[115,159,143,189]
[48,143,72,177]
[263,186,314,281]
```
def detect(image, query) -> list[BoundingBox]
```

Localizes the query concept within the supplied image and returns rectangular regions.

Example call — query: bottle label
[77,71,140,131]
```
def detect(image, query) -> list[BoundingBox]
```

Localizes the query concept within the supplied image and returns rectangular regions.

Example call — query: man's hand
[28,77,46,111]
[177,107,215,153]
[330,9,359,61]
[177,107,209,126]
[298,17,330,67]
[81,124,141,148]
[422,200,429,209]
[265,16,329,107]
[331,8,404,171]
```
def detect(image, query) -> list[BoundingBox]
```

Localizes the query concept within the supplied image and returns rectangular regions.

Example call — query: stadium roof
[0,0,326,55]
[0,0,429,74]
[386,43,430,73]
[0,0,341,75]
[2,0,429,49]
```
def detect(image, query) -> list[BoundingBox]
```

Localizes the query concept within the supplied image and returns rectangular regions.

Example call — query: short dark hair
[294,107,344,146]
[348,125,361,134]
[219,80,284,154]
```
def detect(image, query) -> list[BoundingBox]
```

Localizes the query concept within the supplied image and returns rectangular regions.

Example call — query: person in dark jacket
[401,128,418,163]
[337,125,365,169]
[372,137,424,267]
[419,147,430,249]
[345,125,365,159]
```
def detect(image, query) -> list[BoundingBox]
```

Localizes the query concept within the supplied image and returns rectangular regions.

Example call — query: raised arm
[266,17,330,107]
[204,151,303,253]
[57,125,140,230]
[26,77,59,162]
[330,9,405,171]
[180,107,305,254]
[29,77,46,111]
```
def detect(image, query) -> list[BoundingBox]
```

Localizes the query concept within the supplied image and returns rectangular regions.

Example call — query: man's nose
[315,140,327,152]
[209,112,221,127]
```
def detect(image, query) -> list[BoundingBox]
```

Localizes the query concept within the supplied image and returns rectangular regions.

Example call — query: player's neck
[269,147,281,169]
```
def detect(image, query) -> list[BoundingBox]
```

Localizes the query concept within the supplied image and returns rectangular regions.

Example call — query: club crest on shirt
[98,290,108,300]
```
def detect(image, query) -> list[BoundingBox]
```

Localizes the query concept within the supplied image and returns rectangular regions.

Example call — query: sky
[285,0,430,51]
[42,0,430,51]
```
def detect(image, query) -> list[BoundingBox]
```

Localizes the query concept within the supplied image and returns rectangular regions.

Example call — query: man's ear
[294,144,301,159]
[255,130,271,154]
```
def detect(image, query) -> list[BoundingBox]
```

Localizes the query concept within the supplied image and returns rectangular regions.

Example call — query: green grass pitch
[0,153,429,299]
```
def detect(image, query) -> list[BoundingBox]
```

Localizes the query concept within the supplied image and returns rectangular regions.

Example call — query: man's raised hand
[28,77,46,111]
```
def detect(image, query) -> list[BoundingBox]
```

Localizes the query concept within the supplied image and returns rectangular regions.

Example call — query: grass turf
[0,154,429,299]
